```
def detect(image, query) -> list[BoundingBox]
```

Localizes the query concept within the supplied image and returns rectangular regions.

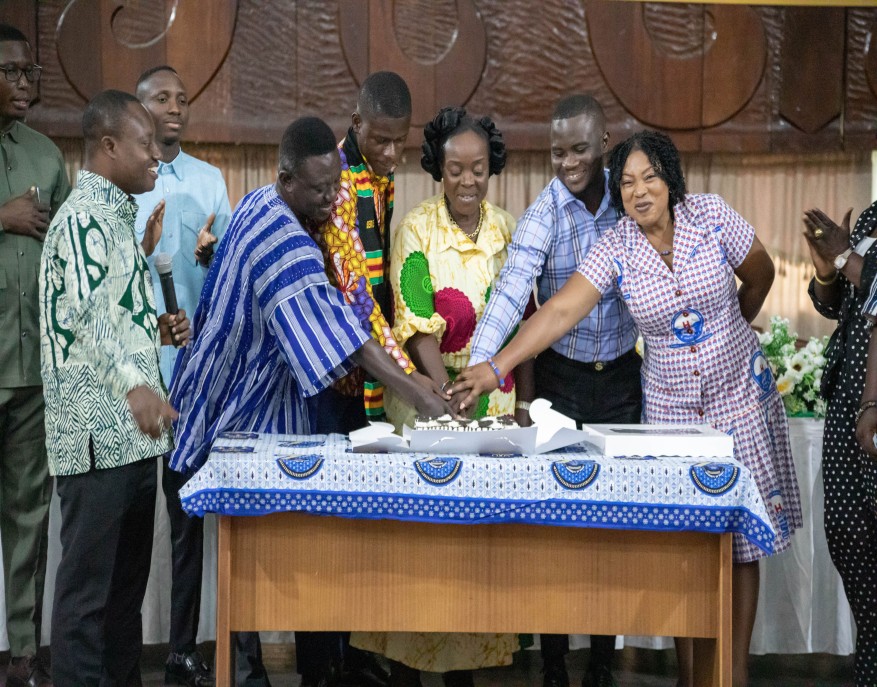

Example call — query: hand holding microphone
[154,253,190,348]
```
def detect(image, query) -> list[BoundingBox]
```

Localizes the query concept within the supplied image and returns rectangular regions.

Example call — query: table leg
[216,516,233,687]
[692,533,733,686]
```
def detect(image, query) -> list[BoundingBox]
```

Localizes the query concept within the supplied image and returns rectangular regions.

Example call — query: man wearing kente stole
[313,71,445,429]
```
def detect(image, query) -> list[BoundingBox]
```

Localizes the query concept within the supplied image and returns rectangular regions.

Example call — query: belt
[540,346,639,373]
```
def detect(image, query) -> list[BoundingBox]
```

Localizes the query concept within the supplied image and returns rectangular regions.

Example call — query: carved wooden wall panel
[0,0,874,152]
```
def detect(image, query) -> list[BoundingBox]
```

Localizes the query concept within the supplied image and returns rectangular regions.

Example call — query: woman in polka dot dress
[454,130,802,687]
[354,108,533,686]
[804,200,877,687]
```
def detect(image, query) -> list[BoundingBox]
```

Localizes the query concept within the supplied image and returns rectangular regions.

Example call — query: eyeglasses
[0,65,42,83]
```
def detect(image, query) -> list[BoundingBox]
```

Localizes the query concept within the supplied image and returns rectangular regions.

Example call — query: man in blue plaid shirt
[468,94,642,687]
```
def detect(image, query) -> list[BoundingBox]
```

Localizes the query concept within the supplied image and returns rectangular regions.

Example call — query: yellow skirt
[350,631,518,672]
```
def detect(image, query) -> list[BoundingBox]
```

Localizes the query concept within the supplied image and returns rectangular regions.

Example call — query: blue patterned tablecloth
[180,432,777,555]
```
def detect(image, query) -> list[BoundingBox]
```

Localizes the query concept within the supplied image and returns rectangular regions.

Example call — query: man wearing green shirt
[0,22,70,687]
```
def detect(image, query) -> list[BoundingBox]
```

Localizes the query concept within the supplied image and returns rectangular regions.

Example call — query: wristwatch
[834,247,854,271]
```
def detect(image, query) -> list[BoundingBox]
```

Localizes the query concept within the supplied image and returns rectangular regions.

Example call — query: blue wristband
[487,357,505,387]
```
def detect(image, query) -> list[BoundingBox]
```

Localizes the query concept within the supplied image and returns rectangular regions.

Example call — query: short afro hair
[608,130,687,219]
[420,106,506,183]
[278,116,337,174]
[135,65,180,95]
[552,94,605,125]
[82,90,143,143]
[0,23,29,45]
[357,71,412,120]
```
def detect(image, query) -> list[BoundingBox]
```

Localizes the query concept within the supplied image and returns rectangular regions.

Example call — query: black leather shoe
[7,655,52,687]
[165,650,215,686]
[542,658,569,687]
[339,651,390,687]
[581,666,618,687]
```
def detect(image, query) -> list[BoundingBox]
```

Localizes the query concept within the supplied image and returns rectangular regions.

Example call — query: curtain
[55,139,872,339]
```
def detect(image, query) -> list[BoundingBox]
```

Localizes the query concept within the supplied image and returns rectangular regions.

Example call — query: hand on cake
[451,362,499,412]
[411,370,452,401]
[448,387,476,418]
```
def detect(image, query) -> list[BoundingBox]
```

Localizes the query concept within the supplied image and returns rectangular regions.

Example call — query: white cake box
[579,423,734,458]
[349,398,593,455]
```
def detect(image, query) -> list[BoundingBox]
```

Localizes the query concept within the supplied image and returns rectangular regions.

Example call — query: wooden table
[215,512,732,686]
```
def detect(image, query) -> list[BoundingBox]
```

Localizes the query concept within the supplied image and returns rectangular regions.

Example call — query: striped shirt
[168,184,371,474]
[469,173,637,365]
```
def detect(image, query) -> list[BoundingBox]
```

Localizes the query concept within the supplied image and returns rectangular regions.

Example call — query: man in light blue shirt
[133,65,236,687]
[467,95,642,687]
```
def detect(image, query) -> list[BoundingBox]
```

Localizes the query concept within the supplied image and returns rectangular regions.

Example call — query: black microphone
[154,253,179,315]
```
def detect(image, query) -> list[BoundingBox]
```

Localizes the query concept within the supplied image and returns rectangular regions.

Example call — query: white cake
[413,414,518,431]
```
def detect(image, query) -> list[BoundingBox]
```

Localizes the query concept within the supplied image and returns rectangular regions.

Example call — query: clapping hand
[141,200,166,257]
[194,213,218,266]
[802,207,853,272]
[0,187,49,240]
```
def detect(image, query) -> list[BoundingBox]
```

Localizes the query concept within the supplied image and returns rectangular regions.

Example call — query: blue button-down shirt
[134,150,232,387]
[469,173,637,364]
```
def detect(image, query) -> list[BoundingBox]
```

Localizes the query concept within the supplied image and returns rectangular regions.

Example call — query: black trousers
[52,456,158,687]
[163,461,204,653]
[165,460,267,684]
[535,348,643,671]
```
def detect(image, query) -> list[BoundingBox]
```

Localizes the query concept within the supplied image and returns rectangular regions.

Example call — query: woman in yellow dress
[353,107,534,686]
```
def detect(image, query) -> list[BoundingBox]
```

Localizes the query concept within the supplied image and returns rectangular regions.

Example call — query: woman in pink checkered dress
[454,130,801,687]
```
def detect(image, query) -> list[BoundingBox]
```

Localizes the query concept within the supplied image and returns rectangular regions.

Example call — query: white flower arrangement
[757,316,829,418]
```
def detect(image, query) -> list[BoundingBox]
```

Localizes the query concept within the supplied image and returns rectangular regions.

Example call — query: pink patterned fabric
[578,194,802,562]
[434,287,477,354]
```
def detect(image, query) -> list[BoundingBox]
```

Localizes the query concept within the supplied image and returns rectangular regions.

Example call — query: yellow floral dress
[383,195,518,429]
[352,195,520,671]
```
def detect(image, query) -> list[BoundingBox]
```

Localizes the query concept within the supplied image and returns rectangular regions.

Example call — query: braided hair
[608,130,687,218]
[420,106,506,182]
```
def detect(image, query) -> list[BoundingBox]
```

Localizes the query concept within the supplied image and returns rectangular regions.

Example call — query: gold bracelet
[857,400,877,426]
[814,271,839,286]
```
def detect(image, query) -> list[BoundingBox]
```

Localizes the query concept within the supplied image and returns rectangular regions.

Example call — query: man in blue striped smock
[169,117,450,476]
[168,116,451,687]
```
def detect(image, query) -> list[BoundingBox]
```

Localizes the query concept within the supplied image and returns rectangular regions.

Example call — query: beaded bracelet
[515,400,531,411]
[856,400,877,426]
[486,357,505,387]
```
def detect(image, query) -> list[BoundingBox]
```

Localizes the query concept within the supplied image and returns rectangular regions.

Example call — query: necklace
[445,197,483,240]
[659,248,673,256]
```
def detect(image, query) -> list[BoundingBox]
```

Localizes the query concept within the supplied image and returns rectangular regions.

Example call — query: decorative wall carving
[54,0,237,102]
[339,0,486,126]
[587,3,766,130]
[1,0,873,152]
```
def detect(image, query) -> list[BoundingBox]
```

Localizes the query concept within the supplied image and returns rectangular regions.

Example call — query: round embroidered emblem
[689,462,740,495]
[276,454,324,480]
[750,350,773,398]
[434,287,476,353]
[414,456,463,485]
[551,460,600,490]
[399,251,434,318]
[670,307,713,347]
